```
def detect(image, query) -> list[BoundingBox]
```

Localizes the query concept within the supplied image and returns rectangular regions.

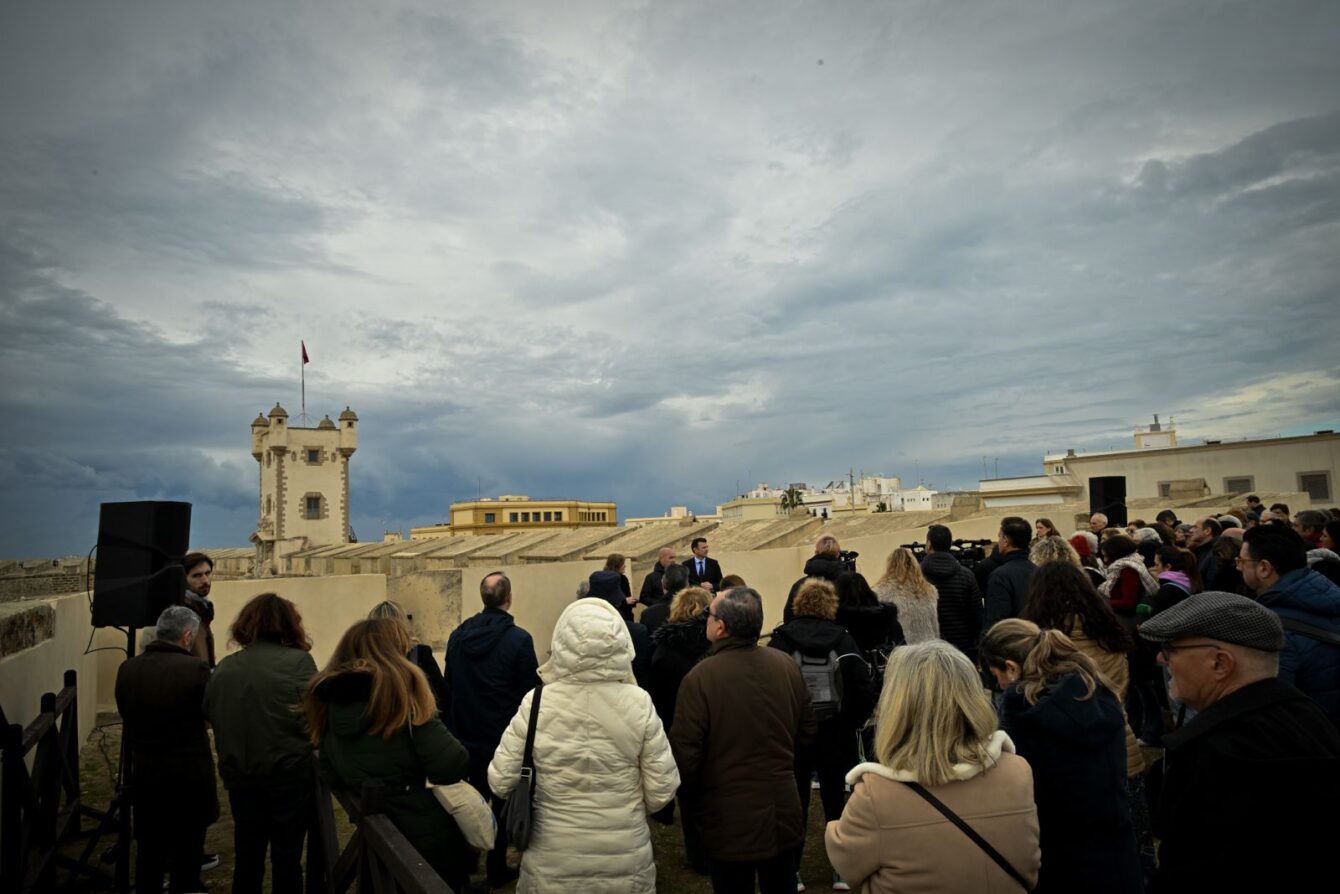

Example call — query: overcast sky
[3,0,1338,556]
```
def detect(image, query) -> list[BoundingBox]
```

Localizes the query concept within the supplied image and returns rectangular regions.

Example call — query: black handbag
[500,682,543,851]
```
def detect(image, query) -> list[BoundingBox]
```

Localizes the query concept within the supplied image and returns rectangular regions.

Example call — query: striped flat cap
[1139,591,1286,652]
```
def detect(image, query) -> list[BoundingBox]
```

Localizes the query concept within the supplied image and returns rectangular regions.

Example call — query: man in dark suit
[683,536,723,592]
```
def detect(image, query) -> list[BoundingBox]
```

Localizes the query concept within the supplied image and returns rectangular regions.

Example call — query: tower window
[305,495,322,518]
[307,448,320,464]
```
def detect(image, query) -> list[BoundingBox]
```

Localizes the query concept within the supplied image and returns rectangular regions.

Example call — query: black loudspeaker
[92,501,192,628]
[1089,477,1128,529]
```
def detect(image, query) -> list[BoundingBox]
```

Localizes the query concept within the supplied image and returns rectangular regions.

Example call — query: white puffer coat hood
[539,597,635,685]
[488,597,679,893]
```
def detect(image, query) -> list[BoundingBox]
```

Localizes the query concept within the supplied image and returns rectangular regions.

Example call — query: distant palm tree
[780,487,804,513]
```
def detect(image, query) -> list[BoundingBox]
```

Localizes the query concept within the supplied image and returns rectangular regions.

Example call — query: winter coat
[670,637,817,863]
[825,731,1040,894]
[639,600,670,634]
[409,643,449,714]
[1191,541,1217,589]
[1148,577,1193,617]
[114,640,219,834]
[626,620,652,689]
[1150,677,1340,892]
[921,552,983,658]
[182,590,217,667]
[1066,623,1145,776]
[784,554,848,621]
[312,673,471,886]
[872,581,940,644]
[639,564,667,605]
[1257,567,1340,721]
[997,674,1143,893]
[648,617,710,729]
[984,551,1036,632]
[835,601,903,654]
[204,640,317,789]
[488,598,679,894]
[768,616,876,730]
[445,607,539,758]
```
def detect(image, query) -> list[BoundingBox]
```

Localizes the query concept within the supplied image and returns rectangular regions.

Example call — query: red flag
[301,341,310,365]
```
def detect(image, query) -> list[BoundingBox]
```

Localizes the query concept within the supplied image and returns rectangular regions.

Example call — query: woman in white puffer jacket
[488,597,680,893]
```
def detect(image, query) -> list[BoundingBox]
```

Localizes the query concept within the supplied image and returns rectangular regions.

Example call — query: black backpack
[794,650,844,722]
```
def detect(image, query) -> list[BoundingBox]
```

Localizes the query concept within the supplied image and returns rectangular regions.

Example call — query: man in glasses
[1139,592,1340,892]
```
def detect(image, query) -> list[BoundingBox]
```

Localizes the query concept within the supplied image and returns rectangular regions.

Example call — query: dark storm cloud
[1,1,1338,555]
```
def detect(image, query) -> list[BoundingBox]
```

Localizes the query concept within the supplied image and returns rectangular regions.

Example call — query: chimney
[1150,414,1161,432]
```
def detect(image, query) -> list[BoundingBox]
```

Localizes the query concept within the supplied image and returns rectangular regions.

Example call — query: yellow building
[410,495,617,538]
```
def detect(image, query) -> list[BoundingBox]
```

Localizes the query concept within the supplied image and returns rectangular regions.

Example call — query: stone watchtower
[249,403,358,575]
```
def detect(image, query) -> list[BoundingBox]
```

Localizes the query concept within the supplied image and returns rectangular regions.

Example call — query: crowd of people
[114,506,1340,893]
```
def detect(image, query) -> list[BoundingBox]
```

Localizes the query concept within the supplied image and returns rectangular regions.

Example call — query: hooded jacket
[311,672,471,885]
[768,616,876,730]
[488,599,679,893]
[997,674,1143,893]
[783,554,848,621]
[984,551,1036,632]
[445,606,539,756]
[921,552,983,657]
[1257,567,1340,720]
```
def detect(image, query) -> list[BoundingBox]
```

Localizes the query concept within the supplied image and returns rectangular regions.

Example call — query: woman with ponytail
[980,620,1143,894]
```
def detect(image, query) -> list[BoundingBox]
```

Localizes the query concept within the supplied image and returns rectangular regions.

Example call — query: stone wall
[0,573,86,601]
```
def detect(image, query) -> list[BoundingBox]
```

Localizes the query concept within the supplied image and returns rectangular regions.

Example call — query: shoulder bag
[903,781,1032,892]
[499,682,543,851]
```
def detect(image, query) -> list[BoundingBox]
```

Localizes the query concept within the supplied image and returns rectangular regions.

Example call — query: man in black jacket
[1140,592,1340,892]
[920,524,982,662]
[983,517,1035,632]
[640,547,677,605]
[445,571,539,888]
[115,605,218,894]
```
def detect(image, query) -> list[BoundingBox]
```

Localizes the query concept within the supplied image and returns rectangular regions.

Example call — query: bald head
[658,547,675,568]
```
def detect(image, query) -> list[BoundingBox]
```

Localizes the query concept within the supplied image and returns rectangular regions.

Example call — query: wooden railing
[311,768,455,894]
[0,669,113,893]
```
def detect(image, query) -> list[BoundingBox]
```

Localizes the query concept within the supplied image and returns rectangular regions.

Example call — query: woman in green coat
[305,618,472,889]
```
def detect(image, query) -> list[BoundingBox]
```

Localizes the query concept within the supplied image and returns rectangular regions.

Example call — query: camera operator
[919,524,983,663]
[783,535,858,622]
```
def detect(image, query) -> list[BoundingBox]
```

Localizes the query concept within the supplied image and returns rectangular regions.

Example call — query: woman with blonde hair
[304,619,471,889]
[367,600,448,711]
[826,641,1040,892]
[979,619,1142,893]
[489,598,679,892]
[1029,534,1082,568]
[872,547,940,643]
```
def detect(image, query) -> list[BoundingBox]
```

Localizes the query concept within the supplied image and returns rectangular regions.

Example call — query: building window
[544,511,552,521]
[265,452,272,468]
[304,495,322,518]
[554,511,562,521]
[1157,481,1172,498]
[509,512,518,522]
[484,512,496,524]
[1299,472,1332,502]
[1224,476,1255,494]
[265,496,273,515]
[521,512,530,522]
[306,448,321,464]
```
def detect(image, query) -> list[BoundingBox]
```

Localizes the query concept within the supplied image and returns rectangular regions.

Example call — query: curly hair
[1029,535,1081,568]
[668,586,712,622]
[1021,561,1132,653]
[875,548,937,600]
[230,592,312,651]
[792,578,839,620]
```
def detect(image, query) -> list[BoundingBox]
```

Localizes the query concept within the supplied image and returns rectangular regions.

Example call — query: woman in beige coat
[825,641,1040,893]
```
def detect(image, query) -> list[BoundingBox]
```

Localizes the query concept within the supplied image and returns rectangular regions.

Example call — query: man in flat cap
[1140,592,1340,892]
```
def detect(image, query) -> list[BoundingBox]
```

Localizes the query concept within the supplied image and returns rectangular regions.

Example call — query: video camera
[897,538,993,570]
[838,549,859,573]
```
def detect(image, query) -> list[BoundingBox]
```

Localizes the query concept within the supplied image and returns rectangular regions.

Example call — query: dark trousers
[135,821,207,894]
[794,727,857,869]
[228,779,312,894]
[709,850,795,894]
[468,749,511,885]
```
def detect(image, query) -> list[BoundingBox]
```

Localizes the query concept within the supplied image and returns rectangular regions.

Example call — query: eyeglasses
[1235,556,1263,568]
[1158,642,1220,660]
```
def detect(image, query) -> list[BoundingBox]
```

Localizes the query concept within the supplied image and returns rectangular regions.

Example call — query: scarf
[844,730,1016,786]
[1158,570,1192,593]
[1100,554,1159,597]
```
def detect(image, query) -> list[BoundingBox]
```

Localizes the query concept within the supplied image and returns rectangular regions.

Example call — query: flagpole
[301,342,306,423]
